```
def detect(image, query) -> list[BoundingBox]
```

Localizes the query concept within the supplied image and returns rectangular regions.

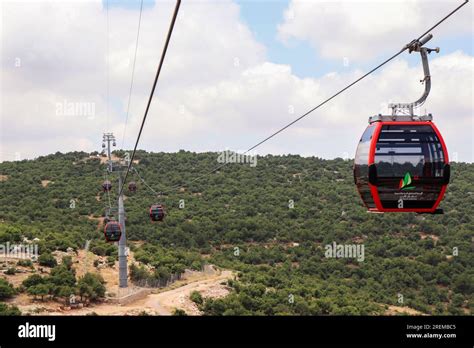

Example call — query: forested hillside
[0,151,472,315]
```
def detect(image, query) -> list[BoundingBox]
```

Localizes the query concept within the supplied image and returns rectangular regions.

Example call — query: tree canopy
[0,151,472,315]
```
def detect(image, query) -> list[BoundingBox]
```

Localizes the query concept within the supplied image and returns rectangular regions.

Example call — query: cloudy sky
[0,0,472,162]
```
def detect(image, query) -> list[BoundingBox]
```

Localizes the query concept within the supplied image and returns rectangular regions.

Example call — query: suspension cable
[414,0,469,42]
[163,0,471,193]
[106,0,110,131]
[132,167,164,196]
[121,0,144,149]
[120,0,469,196]
[118,0,181,199]
[104,171,112,209]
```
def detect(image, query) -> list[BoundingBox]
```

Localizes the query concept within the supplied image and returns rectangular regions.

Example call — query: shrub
[27,284,50,301]
[0,303,21,316]
[61,256,73,270]
[22,274,44,288]
[190,291,203,305]
[0,278,16,299]
[17,259,33,267]
[5,267,16,275]
[172,308,187,316]
[38,253,57,268]
[77,273,106,302]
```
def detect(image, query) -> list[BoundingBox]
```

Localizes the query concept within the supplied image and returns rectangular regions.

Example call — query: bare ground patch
[4,245,233,316]
[385,305,425,316]
[41,180,52,187]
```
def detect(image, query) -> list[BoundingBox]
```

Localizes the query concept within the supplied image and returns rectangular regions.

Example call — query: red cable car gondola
[128,181,137,192]
[149,204,165,222]
[102,180,112,192]
[104,221,121,242]
[354,119,450,213]
[353,34,450,214]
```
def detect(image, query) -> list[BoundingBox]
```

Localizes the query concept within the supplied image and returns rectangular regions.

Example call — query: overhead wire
[119,0,469,197]
[106,0,110,131]
[118,0,181,199]
[132,167,164,197]
[121,0,144,149]
[103,171,112,210]
[150,0,471,194]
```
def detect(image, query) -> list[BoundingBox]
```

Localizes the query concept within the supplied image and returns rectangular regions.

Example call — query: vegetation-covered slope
[0,151,472,315]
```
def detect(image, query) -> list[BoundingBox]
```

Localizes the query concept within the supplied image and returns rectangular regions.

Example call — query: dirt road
[16,268,233,316]
[6,246,234,316]
[141,270,233,315]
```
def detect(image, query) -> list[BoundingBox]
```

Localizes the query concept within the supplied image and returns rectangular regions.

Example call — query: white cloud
[0,0,472,163]
[278,0,473,62]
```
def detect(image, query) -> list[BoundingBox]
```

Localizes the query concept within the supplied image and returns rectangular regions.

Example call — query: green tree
[0,303,21,316]
[22,274,44,288]
[77,273,106,302]
[58,286,75,305]
[190,291,203,305]
[38,253,57,268]
[5,267,16,275]
[0,278,16,299]
[454,274,473,295]
[61,255,73,270]
[27,284,49,301]
[17,259,33,267]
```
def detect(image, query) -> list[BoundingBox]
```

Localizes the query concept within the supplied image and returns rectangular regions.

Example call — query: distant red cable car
[104,221,121,242]
[102,180,112,192]
[128,181,137,192]
[149,204,165,222]
[353,34,450,214]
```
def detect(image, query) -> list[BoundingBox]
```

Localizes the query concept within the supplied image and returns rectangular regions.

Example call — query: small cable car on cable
[104,221,121,242]
[102,180,112,192]
[128,181,137,192]
[354,34,450,214]
[149,204,165,222]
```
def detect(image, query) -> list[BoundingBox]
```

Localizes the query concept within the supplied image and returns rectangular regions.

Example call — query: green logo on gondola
[399,172,415,190]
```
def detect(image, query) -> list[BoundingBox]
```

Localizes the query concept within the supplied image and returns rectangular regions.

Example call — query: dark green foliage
[172,308,187,316]
[129,262,182,288]
[61,256,73,270]
[77,273,106,302]
[453,274,473,295]
[22,274,44,288]
[0,225,22,243]
[49,264,76,288]
[0,303,21,315]
[27,284,50,301]
[0,151,472,315]
[5,267,16,275]
[17,259,33,267]
[0,279,16,300]
[21,264,106,304]
[190,291,203,305]
[106,256,116,267]
[38,253,57,268]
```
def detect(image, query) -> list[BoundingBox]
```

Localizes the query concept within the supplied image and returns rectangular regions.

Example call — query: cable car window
[355,125,375,166]
[373,124,446,210]
[374,125,445,179]
[353,125,376,209]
